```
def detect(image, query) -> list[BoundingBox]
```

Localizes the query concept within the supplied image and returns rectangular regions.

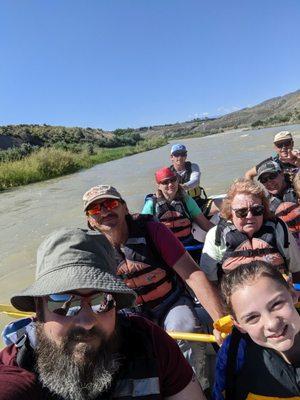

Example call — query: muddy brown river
[1,124,300,333]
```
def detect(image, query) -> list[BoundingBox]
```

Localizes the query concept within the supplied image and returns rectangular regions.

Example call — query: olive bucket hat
[11,228,136,312]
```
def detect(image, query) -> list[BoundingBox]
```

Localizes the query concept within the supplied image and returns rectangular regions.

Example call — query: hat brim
[11,265,136,312]
[257,168,279,180]
[84,194,123,211]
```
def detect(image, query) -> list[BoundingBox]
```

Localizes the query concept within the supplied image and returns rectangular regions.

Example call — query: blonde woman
[200,178,300,284]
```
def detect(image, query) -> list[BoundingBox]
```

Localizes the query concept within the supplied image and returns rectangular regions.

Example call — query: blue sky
[0,0,299,130]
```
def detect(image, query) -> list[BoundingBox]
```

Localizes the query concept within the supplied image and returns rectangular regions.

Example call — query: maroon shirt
[0,315,193,399]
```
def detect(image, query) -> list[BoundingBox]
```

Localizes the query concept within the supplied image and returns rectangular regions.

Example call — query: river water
[0,124,300,330]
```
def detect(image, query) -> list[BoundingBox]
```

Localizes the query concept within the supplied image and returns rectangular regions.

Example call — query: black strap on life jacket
[215,217,228,246]
[223,247,278,260]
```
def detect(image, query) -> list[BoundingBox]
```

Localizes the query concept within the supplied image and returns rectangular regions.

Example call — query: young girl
[213,261,300,399]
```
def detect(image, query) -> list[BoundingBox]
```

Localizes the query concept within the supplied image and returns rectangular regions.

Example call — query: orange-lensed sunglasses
[86,199,120,216]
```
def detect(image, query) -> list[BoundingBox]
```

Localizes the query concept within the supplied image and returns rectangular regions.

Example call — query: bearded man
[0,228,206,400]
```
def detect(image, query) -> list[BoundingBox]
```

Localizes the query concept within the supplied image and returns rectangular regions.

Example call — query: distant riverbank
[0,137,167,191]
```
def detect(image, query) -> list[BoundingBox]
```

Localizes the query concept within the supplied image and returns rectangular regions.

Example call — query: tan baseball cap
[273,131,293,143]
[83,185,123,211]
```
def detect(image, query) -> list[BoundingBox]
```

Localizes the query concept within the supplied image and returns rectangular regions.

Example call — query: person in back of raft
[0,228,207,400]
[200,178,300,284]
[245,130,300,181]
[213,261,300,399]
[169,144,221,216]
[142,166,214,263]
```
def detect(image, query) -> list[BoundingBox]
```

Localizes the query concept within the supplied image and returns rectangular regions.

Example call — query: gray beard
[35,322,122,400]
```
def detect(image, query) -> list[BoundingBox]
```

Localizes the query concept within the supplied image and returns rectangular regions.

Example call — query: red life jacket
[275,202,300,233]
[114,215,176,306]
[215,219,288,275]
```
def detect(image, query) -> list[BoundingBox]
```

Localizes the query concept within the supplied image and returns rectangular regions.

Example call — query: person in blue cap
[170,144,201,193]
[169,144,221,217]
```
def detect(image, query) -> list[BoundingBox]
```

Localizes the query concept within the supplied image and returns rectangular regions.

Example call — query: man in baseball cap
[169,144,221,216]
[245,130,300,181]
[0,228,206,399]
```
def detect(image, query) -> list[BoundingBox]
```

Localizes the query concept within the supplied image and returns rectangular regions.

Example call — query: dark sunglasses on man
[232,205,265,219]
[274,139,293,148]
[45,292,116,317]
[259,171,280,184]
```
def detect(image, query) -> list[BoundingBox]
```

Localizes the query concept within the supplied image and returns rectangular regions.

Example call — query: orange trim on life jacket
[222,238,285,272]
[117,260,172,305]
[159,210,192,238]
[275,202,300,233]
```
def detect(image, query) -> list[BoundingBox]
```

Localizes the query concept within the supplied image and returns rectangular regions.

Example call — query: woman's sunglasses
[160,176,177,185]
[45,292,116,317]
[259,171,280,184]
[275,139,292,148]
[232,204,264,219]
[86,199,120,216]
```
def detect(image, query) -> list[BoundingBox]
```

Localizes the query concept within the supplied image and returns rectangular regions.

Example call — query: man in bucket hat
[0,228,206,400]
[83,185,225,393]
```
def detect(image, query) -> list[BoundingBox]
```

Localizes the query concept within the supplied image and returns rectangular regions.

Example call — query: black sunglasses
[172,151,187,157]
[160,176,177,185]
[232,205,265,219]
[275,140,292,148]
[259,171,280,184]
[45,292,116,317]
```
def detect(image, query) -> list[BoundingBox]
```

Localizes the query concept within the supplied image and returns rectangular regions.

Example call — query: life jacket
[169,163,213,216]
[214,324,300,400]
[0,315,164,400]
[170,162,201,197]
[215,219,289,275]
[269,185,298,213]
[114,215,176,306]
[266,185,300,234]
[275,202,300,233]
[170,161,193,184]
[153,195,193,240]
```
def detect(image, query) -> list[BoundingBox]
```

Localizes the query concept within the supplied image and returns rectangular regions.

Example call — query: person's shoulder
[0,364,38,400]
[0,344,18,366]
[146,219,170,233]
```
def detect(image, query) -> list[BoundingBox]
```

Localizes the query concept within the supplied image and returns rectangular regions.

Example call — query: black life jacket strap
[215,218,230,246]
[119,265,156,280]
[222,247,278,261]
[134,275,172,296]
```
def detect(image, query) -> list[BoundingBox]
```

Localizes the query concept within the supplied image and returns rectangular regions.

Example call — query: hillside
[0,89,299,152]
[133,89,300,138]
